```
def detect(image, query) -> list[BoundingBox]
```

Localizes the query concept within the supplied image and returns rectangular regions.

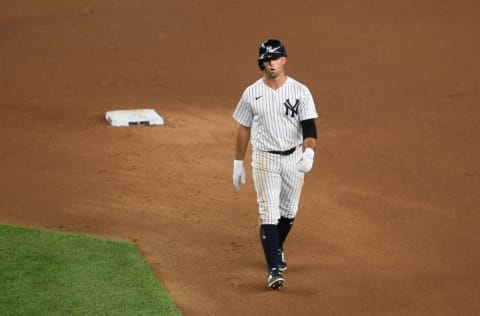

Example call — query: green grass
[0,224,181,316]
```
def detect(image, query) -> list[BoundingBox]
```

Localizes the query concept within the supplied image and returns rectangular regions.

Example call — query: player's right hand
[233,160,246,190]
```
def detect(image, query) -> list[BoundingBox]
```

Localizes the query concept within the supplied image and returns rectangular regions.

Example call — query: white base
[106,109,164,126]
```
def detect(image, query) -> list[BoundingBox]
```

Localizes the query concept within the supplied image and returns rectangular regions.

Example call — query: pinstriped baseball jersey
[233,76,318,152]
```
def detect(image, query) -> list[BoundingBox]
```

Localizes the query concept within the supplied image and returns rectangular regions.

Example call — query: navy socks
[259,224,281,271]
[260,218,295,271]
[277,216,295,249]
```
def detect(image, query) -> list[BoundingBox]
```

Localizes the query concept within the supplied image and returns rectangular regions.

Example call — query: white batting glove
[298,148,315,173]
[233,160,246,190]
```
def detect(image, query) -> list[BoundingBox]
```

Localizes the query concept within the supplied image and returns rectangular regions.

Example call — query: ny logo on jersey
[284,99,300,117]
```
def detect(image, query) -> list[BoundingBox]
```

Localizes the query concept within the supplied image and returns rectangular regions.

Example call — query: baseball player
[232,39,318,290]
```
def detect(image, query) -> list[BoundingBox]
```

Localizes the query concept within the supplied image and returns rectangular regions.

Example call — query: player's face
[263,56,287,78]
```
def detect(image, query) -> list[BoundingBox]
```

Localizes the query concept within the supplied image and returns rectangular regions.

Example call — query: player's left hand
[298,148,315,173]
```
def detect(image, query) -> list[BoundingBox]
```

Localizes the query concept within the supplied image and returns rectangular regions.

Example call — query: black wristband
[300,119,317,140]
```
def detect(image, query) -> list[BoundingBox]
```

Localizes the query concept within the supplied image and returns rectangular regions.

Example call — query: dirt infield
[1,1,479,315]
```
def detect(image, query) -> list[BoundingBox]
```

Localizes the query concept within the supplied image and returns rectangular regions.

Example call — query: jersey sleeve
[298,86,318,121]
[232,90,253,127]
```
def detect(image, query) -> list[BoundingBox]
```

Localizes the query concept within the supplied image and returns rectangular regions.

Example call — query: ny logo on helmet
[265,45,280,54]
[284,99,300,117]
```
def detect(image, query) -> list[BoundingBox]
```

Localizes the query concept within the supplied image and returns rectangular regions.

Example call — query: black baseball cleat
[267,268,285,290]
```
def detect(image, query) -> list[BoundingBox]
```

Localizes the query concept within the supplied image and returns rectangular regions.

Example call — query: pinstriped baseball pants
[252,147,304,225]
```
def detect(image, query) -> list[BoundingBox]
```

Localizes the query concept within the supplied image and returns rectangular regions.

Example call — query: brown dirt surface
[1,1,480,315]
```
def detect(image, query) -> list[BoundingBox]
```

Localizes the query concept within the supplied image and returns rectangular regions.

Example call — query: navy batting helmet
[258,39,287,70]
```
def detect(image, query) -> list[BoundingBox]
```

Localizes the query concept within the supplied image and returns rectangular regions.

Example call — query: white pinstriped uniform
[233,76,318,224]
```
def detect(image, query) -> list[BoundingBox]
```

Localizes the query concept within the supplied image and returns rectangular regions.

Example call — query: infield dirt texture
[1,1,479,315]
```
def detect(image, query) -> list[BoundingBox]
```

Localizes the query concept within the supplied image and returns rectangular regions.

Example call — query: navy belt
[268,146,297,156]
